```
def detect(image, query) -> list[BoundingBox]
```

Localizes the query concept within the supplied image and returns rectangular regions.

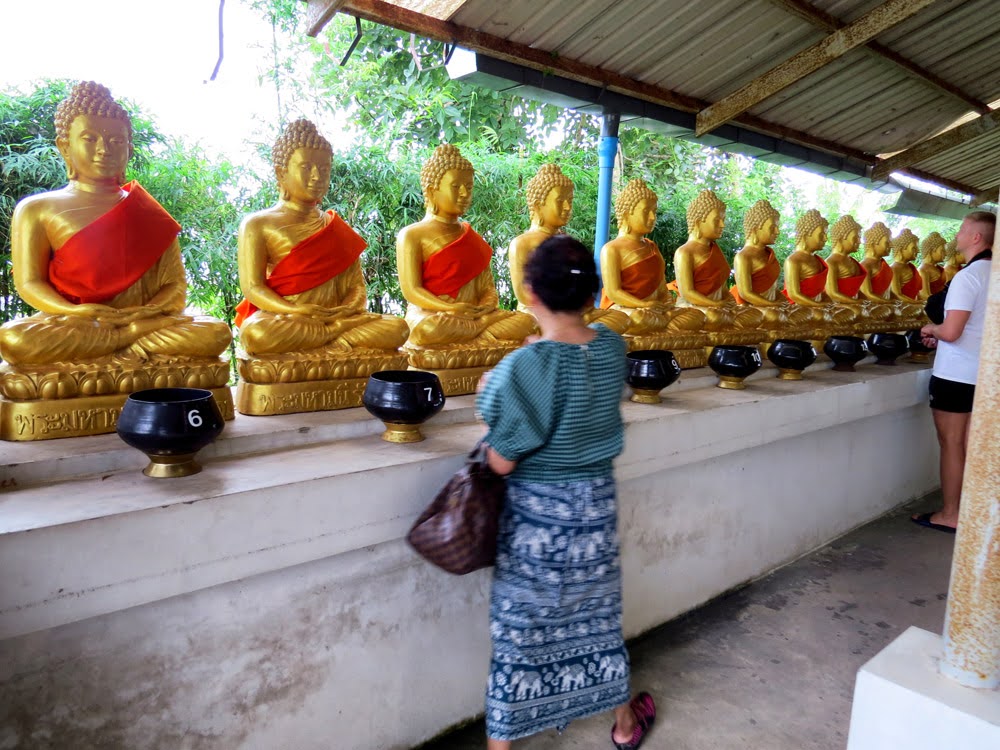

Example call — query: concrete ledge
[847,627,1000,749]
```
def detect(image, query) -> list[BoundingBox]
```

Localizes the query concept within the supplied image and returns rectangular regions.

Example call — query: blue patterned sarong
[485,476,630,740]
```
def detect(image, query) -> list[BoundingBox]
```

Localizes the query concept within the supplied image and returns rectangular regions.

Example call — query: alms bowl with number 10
[116,388,226,478]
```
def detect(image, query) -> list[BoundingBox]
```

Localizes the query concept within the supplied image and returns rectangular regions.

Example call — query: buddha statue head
[920,231,946,264]
[526,163,574,231]
[615,178,658,236]
[891,228,919,262]
[944,237,959,263]
[743,199,780,247]
[54,81,133,185]
[687,189,726,242]
[794,210,828,253]
[863,222,892,258]
[272,118,333,205]
[420,143,474,219]
[829,215,862,255]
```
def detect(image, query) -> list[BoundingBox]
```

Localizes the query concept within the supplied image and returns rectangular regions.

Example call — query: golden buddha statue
[782,210,856,332]
[918,231,947,300]
[942,238,964,283]
[732,199,814,336]
[396,144,536,393]
[889,228,927,325]
[234,119,409,415]
[0,81,232,441]
[508,164,628,334]
[673,189,766,346]
[598,179,709,366]
[825,214,892,332]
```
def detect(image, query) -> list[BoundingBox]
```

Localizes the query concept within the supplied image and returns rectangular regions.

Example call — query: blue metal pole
[595,112,620,304]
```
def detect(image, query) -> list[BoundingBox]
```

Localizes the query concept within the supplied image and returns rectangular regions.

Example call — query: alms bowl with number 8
[117,388,226,478]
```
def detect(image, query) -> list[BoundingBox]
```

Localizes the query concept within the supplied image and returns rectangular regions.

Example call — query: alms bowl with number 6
[117,388,226,478]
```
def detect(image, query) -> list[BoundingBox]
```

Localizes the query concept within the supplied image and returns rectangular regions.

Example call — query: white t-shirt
[933,259,992,384]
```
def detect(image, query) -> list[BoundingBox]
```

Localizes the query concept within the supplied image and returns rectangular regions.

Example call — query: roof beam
[871,108,1000,180]
[767,0,990,115]
[971,186,1000,207]
[695,0,940,136]
[304,0,349,37]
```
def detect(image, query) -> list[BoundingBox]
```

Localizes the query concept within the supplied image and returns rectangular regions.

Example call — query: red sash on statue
[234,211,366,328]
[929,272,946,295]
[48,181,180,304]
[901,263,923,299]
[694,243,731,295]
[421,222,493,299]
[784,257,828,302]
[731,247,779,304]
[836,266,867,298]
[601,251,664,309]
[870,260,893,296]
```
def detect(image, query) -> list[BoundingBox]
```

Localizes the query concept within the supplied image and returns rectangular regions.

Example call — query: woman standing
[476,235,655,750]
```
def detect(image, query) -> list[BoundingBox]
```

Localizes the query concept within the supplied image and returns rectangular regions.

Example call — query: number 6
[187,410,203,428]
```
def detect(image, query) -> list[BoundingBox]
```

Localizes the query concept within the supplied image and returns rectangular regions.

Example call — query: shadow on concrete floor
[418,493,954,750]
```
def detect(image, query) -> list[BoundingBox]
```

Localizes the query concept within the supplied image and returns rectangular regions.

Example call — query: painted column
[940,208,1000,689]
[594,111,620,300]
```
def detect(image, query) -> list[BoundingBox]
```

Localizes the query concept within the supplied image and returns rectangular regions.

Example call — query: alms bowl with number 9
[363,370,446,443]
[117,388,226,478]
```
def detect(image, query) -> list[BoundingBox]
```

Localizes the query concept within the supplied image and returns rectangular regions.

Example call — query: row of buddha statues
[0,82,946,439]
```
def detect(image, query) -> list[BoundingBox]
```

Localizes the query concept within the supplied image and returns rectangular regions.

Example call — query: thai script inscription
[15,407,121,436]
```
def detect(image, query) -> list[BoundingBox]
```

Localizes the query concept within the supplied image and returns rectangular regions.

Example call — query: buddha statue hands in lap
[731,199,811,328]
[824,214,892,325]
[396,144,536,373]
[509,164,628,334]
[235,119,408,386]
[598,179,705,336]
[673,189,764,331]
[782,210,856,326]
[0,81,230,407]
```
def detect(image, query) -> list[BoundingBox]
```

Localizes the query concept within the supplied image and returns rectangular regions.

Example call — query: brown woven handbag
[406,442,506,575]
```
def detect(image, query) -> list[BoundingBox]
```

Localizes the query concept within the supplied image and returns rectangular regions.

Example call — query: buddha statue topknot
[597,179,709,366]
[732,199,814,336]
[396,144,537,393]
[0,81,233,440]
[234,118,409,415]
[672,189,766,348]
[508,164,628,334]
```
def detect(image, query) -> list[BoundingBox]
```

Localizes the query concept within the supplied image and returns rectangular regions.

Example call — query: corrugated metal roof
[327,0,1000,198]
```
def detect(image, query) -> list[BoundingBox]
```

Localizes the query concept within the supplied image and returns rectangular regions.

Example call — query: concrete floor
[419,493,955,750]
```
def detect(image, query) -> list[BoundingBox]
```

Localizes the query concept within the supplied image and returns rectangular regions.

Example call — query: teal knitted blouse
[476,324,627,482]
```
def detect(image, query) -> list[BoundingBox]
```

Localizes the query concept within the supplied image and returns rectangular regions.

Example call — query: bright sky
[1,0,282,159]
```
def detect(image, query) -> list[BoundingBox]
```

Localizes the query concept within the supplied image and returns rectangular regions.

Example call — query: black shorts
[929,375,976,414]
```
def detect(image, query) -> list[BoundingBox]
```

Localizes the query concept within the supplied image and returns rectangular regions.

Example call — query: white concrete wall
[0,365,939,749]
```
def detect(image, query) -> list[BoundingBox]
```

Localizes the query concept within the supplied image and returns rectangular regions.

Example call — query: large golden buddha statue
[598,179,709,366]
[917,231,947,301]
[731,199,814,337]
[673,189,765,346]
[234,119,409,415]
[508,164,628,334]
[396,144,536,393]
[825,214,892,332]
[889,228,927,326]
[942,237,964,283]
[782,210,856,332]
[0,81,232,440]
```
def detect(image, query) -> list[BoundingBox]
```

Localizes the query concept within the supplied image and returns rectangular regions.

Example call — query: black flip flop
[911,512,956,534]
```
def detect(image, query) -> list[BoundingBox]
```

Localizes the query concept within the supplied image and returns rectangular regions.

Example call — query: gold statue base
[236,378,369,416]
[379,422,425,443]
[624,333,709,369]
[0,387,235,442]
[413,365,488,396]
[237,348,408,386]
[706,329,767,349]
[404,342,519,372]
[630,388,663,404]
[716,375,748,390]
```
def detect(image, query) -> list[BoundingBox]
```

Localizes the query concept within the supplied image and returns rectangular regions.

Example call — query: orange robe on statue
[900,263,923,299]
[235,212,366,328]
[870,260,893,296]
[422,222,493,298]
[836,267,867,298]
[48,181,181,304]
[784,257,828,302]
[731,247,780,304]
[600,251,664,309]
[929,274,946,295]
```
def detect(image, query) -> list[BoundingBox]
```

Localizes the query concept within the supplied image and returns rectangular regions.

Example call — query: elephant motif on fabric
[512,524,553,557]
[556,664,587,692]
[567,530,606,562]
[510,669,544,700]
[599,654,627,680]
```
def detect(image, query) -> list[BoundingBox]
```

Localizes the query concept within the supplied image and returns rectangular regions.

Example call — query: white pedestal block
[847,627,1000,750]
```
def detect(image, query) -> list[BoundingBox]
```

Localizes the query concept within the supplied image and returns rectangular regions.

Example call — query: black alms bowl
[766,339,818,379]
[905,328,933,362]
[867,332,909,365]
[626,350,682,403]
[117,388,225,478]
[823,336,870,372]
[708,345,763,389]
[363,370,446,443]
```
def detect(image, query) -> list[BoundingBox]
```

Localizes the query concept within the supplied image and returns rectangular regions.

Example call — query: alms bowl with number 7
[116,388,226,478]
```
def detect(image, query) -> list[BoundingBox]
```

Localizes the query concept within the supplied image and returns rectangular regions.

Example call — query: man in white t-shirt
[912,211,995,533]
